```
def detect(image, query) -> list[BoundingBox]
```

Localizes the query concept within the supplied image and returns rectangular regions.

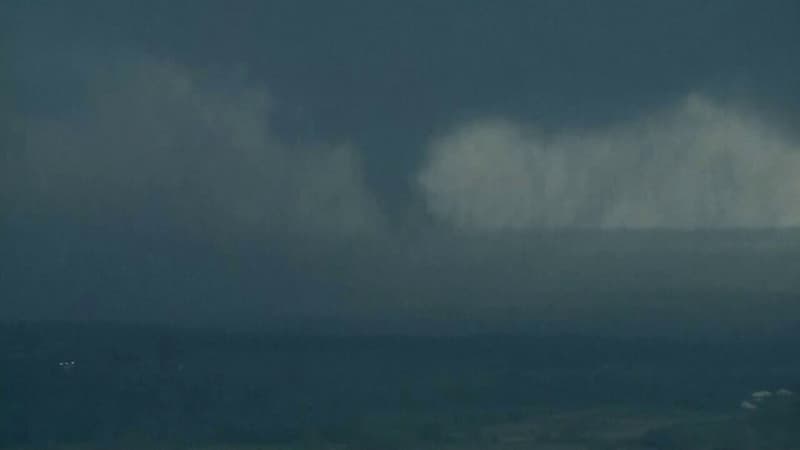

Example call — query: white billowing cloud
[15,55,382,235]
[418,95,800,231]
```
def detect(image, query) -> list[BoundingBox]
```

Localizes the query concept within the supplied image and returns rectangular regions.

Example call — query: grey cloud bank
[9,56,800,236]
[6,55,382,238]
[419,96,800,231]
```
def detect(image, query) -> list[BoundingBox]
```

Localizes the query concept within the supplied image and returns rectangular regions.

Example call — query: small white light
[751,391,772,401]
[740,400,758,410]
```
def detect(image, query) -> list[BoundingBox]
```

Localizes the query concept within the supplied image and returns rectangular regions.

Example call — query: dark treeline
[1,321,799,447]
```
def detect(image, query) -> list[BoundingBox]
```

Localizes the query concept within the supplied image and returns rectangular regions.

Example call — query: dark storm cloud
[3,0,800,334]
[6,54,383,237]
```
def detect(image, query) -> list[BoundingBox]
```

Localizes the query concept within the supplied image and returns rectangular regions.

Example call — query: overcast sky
[2,1,800,336]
